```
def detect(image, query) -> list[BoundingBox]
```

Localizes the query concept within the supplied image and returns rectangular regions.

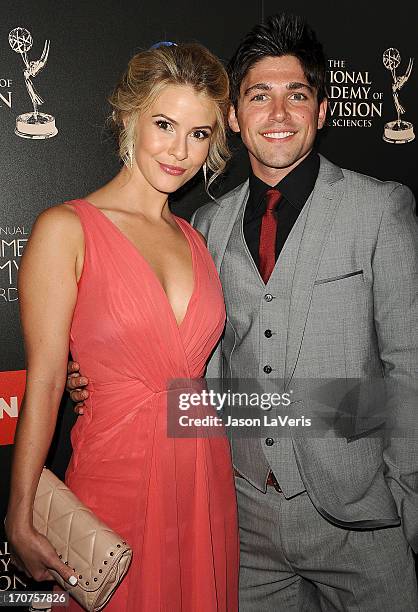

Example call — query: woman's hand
[6,521,78,585]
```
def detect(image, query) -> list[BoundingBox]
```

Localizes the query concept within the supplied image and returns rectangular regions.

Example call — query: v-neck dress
[64,200,239,611]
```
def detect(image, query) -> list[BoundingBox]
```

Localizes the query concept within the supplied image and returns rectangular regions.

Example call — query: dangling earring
[203,162,208,187]
[127,143,134,168]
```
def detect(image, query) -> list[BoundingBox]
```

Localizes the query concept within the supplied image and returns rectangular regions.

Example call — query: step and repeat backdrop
[0,0,416,600]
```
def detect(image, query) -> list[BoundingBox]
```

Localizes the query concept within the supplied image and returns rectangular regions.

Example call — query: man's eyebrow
[243,83,272,97]
[287,81,314,93]
[152,113,213,131]
[243,81,314,97]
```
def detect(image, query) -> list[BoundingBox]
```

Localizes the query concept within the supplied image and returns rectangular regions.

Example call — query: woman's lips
[158,162,187,176]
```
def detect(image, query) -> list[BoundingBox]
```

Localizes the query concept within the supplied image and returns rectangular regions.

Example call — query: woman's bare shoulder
[27,203,84,256]
[32,202,82,234]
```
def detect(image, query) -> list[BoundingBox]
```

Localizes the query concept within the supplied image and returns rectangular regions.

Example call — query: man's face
[229,55,327,184]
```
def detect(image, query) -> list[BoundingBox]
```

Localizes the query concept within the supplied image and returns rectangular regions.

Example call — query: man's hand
[66,361,89,415]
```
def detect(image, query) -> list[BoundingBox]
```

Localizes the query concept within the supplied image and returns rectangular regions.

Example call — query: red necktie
[258,189,282,283]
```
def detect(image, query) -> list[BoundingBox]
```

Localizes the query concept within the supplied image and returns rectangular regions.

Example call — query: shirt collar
[248,150,320,214]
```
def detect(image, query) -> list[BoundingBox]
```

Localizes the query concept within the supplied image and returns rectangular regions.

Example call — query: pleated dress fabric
[63,200,239,611]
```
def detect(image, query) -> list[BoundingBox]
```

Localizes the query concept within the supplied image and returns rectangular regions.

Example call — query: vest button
[264,293,274,302]
[263,365,272,374]
[265,437,275,446]
[264,329,272,338]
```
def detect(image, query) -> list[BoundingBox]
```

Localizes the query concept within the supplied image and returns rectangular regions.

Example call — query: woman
[5,43,239,611]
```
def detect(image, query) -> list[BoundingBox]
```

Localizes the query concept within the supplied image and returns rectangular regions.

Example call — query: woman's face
[131,84,217,193]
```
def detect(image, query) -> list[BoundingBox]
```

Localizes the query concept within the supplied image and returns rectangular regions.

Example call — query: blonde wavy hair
[109,43,230,191]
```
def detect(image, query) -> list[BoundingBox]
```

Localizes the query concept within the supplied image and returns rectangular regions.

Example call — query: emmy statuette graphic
[8,27,58,139]
[382,48,414,144]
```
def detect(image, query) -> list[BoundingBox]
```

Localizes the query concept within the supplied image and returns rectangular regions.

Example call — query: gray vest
[219,197,313,497]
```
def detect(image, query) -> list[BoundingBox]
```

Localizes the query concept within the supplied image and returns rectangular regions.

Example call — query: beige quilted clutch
[33,468,132,611]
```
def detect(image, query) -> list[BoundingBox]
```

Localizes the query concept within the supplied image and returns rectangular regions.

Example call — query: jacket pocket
[346,421,386,442]
[314,270,363,285]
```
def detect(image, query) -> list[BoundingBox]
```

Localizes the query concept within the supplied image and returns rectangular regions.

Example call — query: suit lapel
[285,156,345,383]
[207,181,249,272]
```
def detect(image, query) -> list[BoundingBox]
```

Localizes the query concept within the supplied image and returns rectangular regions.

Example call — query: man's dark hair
[228,13,327,108]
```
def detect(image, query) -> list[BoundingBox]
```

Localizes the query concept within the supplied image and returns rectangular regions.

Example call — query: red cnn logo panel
[0,370,26,446]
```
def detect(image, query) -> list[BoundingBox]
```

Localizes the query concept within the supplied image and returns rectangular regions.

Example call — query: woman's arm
[5,204,83,585]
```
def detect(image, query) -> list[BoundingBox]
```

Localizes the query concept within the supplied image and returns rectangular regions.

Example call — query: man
[68,14,418,611]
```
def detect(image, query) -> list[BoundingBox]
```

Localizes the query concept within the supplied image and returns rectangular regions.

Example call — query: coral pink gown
[64,200,239,611]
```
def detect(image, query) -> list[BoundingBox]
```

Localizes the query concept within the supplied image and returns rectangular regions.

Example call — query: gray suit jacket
[191,155,418,551]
